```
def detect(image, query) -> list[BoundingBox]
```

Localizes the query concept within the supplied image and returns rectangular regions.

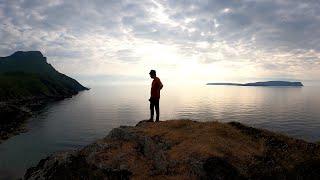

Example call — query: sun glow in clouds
[0,0,320,84]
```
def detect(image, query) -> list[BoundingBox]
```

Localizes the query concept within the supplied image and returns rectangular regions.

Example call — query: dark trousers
[149,98,160,121]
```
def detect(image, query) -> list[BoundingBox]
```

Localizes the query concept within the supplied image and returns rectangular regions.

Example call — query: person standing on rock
[148,70,163,122]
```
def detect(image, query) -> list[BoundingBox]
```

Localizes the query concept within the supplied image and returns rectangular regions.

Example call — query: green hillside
[0,51,88,101]
[0,51,89,141]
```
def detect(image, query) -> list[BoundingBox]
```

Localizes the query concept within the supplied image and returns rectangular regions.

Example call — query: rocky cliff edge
[25,120,320,180]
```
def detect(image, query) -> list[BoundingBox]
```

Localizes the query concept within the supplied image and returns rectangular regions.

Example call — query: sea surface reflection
[0,84,319,179]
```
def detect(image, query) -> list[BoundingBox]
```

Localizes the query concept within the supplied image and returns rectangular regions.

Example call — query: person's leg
[149,99,155,121]
[155,99,160,122]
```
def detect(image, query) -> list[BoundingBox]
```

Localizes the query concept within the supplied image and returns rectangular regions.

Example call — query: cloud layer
[1,0,319,83]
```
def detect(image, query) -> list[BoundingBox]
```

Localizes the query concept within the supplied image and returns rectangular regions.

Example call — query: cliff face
[25,120,320,180]
[0,51,88,142]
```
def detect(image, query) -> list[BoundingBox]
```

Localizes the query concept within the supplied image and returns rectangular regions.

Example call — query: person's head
[149,70,156,79]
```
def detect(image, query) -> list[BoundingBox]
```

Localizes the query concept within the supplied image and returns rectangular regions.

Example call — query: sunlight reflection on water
[0,84,319,179]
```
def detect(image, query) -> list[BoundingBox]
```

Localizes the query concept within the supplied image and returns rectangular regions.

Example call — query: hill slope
[0,51,88,101]
[0,51,88,142]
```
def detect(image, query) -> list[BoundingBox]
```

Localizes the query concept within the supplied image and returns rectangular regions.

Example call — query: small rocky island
[25,120,320,179]
[207,81,303,87]
[0,51,88,142]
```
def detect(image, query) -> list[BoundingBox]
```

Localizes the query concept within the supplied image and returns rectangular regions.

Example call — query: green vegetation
[0,51,88,101]
[0,72,50,100]
[0,51,88,142]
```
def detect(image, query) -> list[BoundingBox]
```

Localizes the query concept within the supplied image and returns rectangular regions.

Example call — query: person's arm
[159,80,163,90]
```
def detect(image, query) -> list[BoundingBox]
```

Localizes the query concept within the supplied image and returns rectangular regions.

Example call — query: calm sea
[0,84,320,179]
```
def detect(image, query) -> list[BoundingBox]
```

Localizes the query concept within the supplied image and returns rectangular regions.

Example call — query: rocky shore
[25,120,320,180]
[0,102,30,142]
[0,95,75,143]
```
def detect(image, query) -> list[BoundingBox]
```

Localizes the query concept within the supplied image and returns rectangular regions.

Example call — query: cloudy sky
[1,0,320,85]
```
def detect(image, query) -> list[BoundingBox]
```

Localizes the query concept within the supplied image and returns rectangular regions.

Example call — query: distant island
[0,51,88,142]
[207,81,303,87]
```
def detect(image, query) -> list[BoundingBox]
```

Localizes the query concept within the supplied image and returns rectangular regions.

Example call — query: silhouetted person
[148,70,163,122]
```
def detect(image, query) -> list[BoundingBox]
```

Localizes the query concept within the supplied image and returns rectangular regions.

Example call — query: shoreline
[0,93,84,143]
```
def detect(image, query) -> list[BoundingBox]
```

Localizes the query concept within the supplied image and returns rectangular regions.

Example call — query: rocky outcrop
[25,120,320,180]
